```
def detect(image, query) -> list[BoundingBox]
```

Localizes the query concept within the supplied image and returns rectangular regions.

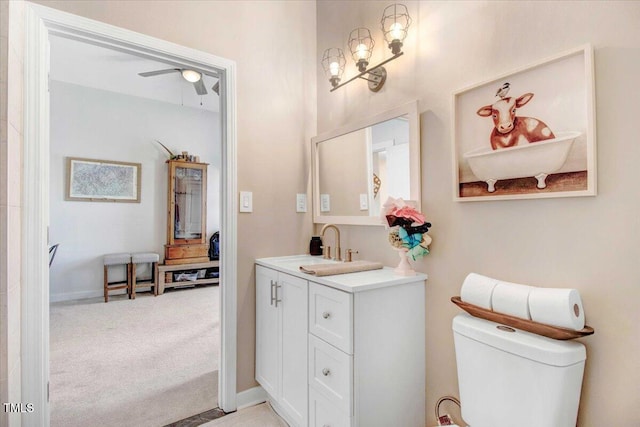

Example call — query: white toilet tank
[453,313,586,427]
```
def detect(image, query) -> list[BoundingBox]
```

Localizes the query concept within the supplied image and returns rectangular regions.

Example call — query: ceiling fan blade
[193,79,207,95]
[212,81,220,95]
[138,68,181,77]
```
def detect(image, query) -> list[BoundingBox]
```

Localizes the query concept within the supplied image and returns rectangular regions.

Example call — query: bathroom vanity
[255,255,426,427]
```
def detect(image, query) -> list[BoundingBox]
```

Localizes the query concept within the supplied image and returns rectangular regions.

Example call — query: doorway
[47,33,222,426]
[22,4,238,426]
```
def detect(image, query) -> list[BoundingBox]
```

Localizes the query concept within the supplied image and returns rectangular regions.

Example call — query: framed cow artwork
[452,44,596,202]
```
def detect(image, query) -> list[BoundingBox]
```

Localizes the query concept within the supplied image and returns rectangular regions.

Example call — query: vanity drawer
[308,334,353,415]
[309,387,351,427]
[309,282,353,354]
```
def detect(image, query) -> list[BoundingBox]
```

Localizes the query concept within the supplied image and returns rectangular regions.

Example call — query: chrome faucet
[320,224,341,261]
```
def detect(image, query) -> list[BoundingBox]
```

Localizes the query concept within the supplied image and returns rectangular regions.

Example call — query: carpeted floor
[50,285,220,427]
[201,403,288,427]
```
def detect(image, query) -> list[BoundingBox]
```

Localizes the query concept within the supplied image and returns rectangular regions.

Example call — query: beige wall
[1,0,24,425]
[317,1,640,426]
[23,0,317,396]
[5,1,640,426]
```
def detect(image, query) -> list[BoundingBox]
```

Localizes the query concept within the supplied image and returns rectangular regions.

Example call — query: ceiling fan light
[181,69,202,83]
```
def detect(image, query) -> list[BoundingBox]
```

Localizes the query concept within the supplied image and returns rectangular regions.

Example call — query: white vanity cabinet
[256,255,426,427]
[256,265,309,427]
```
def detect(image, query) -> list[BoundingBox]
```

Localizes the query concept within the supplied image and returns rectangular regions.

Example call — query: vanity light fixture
[321,47,347,89]
[381,3,412,55]
[348,28,375,72]
[322,3,411,93]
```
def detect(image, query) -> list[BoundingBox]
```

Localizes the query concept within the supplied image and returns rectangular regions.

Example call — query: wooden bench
[157,260,220,295]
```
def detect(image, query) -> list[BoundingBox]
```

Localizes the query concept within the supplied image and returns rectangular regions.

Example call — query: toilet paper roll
[528,288,585,330]
[491,281,534,319]
[460,273,498,310]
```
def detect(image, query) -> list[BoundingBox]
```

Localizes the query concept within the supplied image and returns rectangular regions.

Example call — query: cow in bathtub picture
[477,88,555,150]
[465,83,581,193]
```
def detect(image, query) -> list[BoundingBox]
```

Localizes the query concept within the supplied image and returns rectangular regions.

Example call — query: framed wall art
[452,44,596,201]
[66,157,141,203]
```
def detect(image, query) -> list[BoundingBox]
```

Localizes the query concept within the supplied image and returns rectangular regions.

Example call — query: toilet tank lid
[453,313,586,367]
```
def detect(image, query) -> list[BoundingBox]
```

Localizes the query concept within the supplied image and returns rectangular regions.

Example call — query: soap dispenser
[309,236,322,256]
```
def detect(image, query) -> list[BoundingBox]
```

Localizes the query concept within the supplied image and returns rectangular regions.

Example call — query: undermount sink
[260,255,338,270]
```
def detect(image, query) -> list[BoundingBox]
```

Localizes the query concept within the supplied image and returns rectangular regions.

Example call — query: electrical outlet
[320,194,330,212]
[359,193,368,210]
[296,193,307,212]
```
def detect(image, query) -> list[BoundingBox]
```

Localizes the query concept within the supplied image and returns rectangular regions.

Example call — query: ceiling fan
[138,68,219,95]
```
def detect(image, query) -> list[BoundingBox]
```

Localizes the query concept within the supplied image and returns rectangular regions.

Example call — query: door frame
[22,3,238,425]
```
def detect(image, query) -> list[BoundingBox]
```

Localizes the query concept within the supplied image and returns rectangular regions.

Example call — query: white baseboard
[236,386,267,410]
[51,285,159,303]
[50,289,106,303]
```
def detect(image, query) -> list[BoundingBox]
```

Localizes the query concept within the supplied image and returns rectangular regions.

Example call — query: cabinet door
[255,266,280,398]
[309,387,351,427]
[279,273,309,426]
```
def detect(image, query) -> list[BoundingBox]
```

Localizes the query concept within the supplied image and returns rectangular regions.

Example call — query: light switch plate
[296,193,307,212]
[239,191,253,213]
[320,194,331,212]
[359,193,368,210]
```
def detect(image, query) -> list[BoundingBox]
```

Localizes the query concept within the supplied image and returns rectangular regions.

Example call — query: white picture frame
[452,44,597,202]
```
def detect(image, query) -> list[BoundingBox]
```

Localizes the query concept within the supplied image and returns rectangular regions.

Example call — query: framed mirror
[312,101,420,225]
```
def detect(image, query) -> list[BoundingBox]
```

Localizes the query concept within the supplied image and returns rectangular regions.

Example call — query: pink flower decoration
[394,206,425,224]
[380,196,427,227]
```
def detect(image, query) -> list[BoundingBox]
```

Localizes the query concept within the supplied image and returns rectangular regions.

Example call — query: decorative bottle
[309,236,323,256]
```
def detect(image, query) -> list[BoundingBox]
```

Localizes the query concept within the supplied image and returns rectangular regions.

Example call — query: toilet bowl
[453,313,586,427]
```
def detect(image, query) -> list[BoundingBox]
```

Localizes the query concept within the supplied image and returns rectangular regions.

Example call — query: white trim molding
[22,3,238,424]
[23,5,51,425]
[236,386,268,410]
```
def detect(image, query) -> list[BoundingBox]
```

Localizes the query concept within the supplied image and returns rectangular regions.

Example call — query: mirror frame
[312,101,421,225]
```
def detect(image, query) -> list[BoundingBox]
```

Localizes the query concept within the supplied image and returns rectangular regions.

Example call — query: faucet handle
[322,245,331,260]
[345,249,359,262]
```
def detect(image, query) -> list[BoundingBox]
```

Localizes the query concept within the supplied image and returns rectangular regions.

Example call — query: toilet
[453,313,586,427]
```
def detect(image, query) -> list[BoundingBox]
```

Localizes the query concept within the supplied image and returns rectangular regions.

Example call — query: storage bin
[174,271,199,282]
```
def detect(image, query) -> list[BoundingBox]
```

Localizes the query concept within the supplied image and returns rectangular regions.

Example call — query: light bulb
[329,61,340,77]
[356,43,368,60]
[181,69,202,83]
[389,22,404,41]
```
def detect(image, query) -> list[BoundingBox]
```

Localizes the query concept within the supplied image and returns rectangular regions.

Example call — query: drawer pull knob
[322,368,331,376]
[322,311,331,319]
[323,425,331,427]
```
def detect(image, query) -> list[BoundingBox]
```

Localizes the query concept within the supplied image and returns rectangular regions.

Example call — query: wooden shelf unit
[157,260,219,295]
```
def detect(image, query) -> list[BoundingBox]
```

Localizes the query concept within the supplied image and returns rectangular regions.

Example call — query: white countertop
[255,254,427,293]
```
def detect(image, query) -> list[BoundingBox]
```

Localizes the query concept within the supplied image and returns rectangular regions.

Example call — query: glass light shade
[348,28,375,72]
[321,48,346,88]
[181,69,202,83]
[381,3,412,54]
